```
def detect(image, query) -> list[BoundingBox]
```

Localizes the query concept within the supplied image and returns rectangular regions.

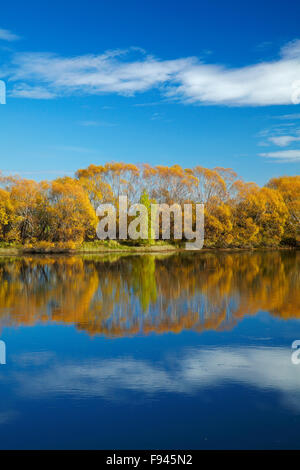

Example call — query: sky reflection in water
[0,251,299,449]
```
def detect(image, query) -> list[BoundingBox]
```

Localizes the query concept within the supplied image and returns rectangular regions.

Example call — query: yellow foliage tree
[76,164,113,208]
[0,163,297,248]
[233,186,288,247]
[267,175,300,245]
[48,177,97,243]
[0,188,14,240]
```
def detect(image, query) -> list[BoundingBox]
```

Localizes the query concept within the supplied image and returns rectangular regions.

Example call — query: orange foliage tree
[0,163,298,247]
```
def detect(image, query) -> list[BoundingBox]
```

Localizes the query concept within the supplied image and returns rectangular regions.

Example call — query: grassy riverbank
[0,240,297,255]
[0,240,181,254]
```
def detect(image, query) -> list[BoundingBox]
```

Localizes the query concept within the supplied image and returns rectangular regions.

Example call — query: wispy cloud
[9,48,192,99]
[0,27,20,42]
[260,149,300,161]
[133,101,165,107]
[275,113,300,120]
[170,39,300,106]
[5,39,300,106]
[78,120,116,127]
[10,83,56,99]
[150,112,163,121]
[255,41,273,51]
[257,121,300,155]
[268,135,300,146]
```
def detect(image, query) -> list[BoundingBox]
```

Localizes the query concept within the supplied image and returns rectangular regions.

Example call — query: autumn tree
[102,162,140,202]
[191,166,226,205]
[204,203,233,247]
[75,164,113,208]
[0,163,297,248]
[232,186,288,247]
[267,176,300,245]
[143,164,197,204]
[4,178,48,243]
[0,188,14,240]
[47,177,97,243]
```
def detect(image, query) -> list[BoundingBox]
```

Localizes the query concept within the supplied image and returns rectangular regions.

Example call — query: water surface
[0,251,299,449]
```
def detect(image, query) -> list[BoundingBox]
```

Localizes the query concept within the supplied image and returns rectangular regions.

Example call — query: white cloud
[280,39,300,59]
[9,49,193,98]
[260,149,300,161]
[276,113,300,120]
[0,28,20,41]
[10,83,55,99]
[5,39,300,106]
[257,124,300,152]
[171,40,300,106]
[268,135,300,146]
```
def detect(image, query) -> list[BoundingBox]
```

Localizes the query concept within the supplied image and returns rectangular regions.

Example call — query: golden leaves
[0,164,298,247]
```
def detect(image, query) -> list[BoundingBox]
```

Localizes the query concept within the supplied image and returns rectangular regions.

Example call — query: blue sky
[0,0,300,185]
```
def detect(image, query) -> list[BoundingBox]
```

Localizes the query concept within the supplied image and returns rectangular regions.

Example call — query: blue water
[0,251,299,449]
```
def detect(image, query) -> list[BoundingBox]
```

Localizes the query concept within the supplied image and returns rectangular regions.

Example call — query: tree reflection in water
[0,251,298,337]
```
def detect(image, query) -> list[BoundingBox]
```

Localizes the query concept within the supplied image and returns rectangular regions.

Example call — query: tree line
[0,162,299,248]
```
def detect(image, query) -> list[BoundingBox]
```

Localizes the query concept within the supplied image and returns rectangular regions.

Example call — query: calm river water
[0,251,299,449]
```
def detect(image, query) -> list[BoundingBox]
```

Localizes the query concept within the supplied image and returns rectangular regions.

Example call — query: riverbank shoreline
[0,243,297,256]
